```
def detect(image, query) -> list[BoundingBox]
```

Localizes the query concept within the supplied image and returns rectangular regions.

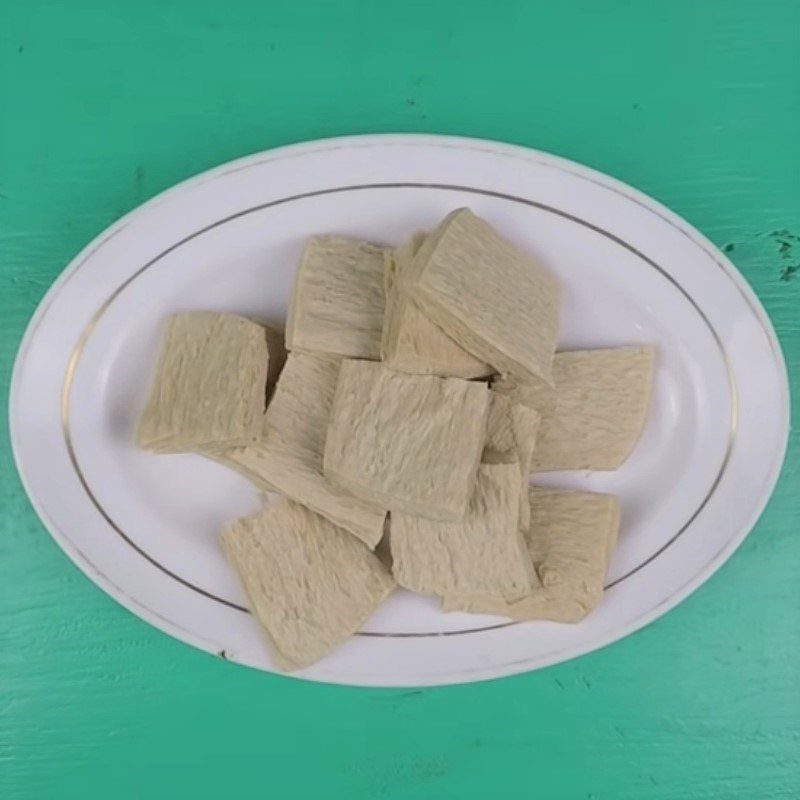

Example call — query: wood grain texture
[1,1,798,798]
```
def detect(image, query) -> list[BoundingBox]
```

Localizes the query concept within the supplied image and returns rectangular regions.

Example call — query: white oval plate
[10,135,789,687]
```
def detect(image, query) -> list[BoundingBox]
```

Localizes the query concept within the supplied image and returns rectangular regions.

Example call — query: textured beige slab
[443,487,620,622]
[491,372,556,414]
[483,392,541,472]
[286,236,387,359]
[406,208,560,385]
[261,322,287,392]
[483,392,541,528]
[381,233,491,378]
[324,360,490,521]
[390,463,533,600]
[528,347,655,471]
[222,501,395,671]
[208,353,386,547]
[136,312,269,453]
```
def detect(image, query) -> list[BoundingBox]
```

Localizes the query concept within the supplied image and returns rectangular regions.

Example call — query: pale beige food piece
[390,463,534,600]
[482,392,541,529]
[240,319,287,405]
[483,392,541,472]
[217,452,386,546]
[381,233,492,378]
[233,316,286,403]
[222,501,395,671]
[286,236,387,359]
[324,360,490,521]
[491,373,556,414]
[406,208,560,385]
[528,347,655,471]
[136,312,269,453]
[443,487,620,622]
[208,353,386,547]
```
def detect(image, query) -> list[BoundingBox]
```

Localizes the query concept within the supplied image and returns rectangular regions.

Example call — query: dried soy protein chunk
[136,312,269,453]
[483,392,541,472]
[209,353,386,548]
[324,360,490,521]
[406,208,560,386]
[443,487,620,622]
[390,464,534,601]
[491,372,557,414]
[238,318,287,405]
[286,236,388,359]
[222,501,395,671]
[482,392,541,528]
[381,233,492,378]
[528,347,655,471]
[255,351,338,457]
[216,448,388,548]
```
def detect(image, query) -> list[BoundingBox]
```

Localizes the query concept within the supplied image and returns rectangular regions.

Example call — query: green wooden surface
[2,1,798,798]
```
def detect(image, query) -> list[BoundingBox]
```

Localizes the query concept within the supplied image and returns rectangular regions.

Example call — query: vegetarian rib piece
[390,463,534,601]
[483,392,541,529]
[405,208,560,385]
[381,232,492,378]
[222,501,395,671]
[443,487,620,622]
[286,235,387,359]
[324,360,490,521]
[136,312,269,453]
[207,353,386,548]
[483,392,541,472]
[490,372,556,414]
[526,347,655,471]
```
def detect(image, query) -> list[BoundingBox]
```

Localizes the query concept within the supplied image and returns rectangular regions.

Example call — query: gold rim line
[59,181,739,637]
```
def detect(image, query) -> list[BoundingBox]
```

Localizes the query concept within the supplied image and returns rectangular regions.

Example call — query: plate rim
[9,133,791,686]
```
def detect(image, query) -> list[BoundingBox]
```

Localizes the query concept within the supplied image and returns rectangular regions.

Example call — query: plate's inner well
[66,186,733,635]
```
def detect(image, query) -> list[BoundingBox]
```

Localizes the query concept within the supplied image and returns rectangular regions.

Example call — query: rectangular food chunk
[286,235,387,359]
[208,353,386,547]
[381,233,492,378]
[390,463,534,600]
[491,372,556,414]
[222,501,395,671]
[483,392,541,529]
[406,208,560,385]
[483,392,541,472]
[324,360,490,521]
[528,347,655,471]
[239,318,287,404]
[136,312,269,453]
[443,487,620,622]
